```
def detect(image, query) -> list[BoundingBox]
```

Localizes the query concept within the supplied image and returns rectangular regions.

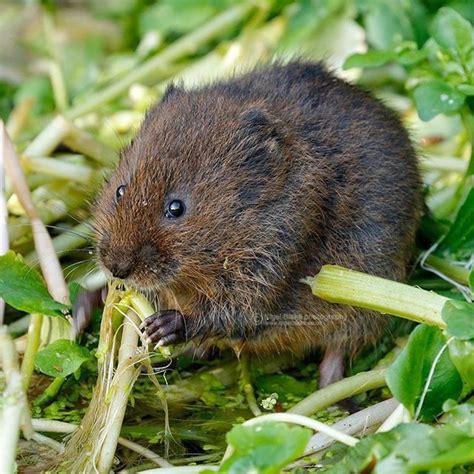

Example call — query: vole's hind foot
[319,348,345,388]
[319,348,361,414]
[142,310,186,347]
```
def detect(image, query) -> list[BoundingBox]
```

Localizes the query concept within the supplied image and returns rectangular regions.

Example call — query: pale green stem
[21,313,44,389]
[62,124,117,167]
[425,254,470,286]
[25,221,92,266]
[22,156,97,184]
[96,310,141,473]
[288,367,388,416]
[65,3,255,119]
[5,98,34,141]
[306,265,448,329]
[31,418,172,467]
[34,376,65,407]
[23,115,71,159]
[0,370,24,473]
[419,155,467,173]
[43,12,68,112]
[240,353,262,416]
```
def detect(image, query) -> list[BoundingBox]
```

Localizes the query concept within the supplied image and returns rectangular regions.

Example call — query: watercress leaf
[442,400,474,435]
[413,80,465,121]
[35,339,91,378]
[442,300,474,340]
[343,50,395,69]
[0,250,69,317]
[329,421,474,473]
[438,188,474,257]
[363,0,415,50]
[430,7,474,60]
[410,438,474,471]
[220,422,311,474]
[448,338,474,389]
[458,84,474,96]
[386,324,463,421]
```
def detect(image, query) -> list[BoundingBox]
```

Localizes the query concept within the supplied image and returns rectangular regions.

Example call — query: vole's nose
[109,261,132,279]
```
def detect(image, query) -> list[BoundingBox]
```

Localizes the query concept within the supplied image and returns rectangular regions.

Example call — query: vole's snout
[109,260,132,279]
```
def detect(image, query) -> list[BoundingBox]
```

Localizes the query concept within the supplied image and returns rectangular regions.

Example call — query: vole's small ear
[240,108,280,141]
[161,83,183,103]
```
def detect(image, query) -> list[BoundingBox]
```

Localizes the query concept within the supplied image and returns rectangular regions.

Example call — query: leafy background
[0,0,473,472]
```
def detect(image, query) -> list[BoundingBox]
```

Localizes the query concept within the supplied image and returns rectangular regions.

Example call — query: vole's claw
[142,310,186,347]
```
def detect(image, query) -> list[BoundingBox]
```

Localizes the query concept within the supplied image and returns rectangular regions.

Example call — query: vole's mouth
[116,262,180,292]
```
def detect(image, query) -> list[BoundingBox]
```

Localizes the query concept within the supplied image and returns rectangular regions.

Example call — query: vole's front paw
[141,310,186,347]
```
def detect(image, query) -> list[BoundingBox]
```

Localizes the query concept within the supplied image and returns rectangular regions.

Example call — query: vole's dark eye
[116,185,126,202]
[165,199,185,219]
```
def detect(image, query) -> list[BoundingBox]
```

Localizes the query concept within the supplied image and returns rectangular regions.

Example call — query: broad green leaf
[328,419,474,473]
[413,80,465,121]
[410,439,474,470]
[220,422,311,474]
[139,0,239,37]
[277,0,346,52]
[0,251,69,317]
[431,7,474,60]
[448,338,474,389]
[364,0,415,50]
[386,324,463,421]
[439,188,474,257]
[35,340,90,378]
[343,50,395,69]
[458,83,474,96]
[442,300,474,340]
[443,400,474,435]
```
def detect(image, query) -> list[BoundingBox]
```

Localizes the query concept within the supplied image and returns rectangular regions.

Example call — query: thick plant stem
[306,265,448,329]
[0,327,29,473]
[96,310,141,473]
[21,313,44,389]
[288,367,388,416]
[0,370,24,473]
[65,3,255,119]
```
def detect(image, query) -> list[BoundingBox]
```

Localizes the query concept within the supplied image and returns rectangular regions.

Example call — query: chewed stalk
[305,265,448,329]
[61,285,174,473]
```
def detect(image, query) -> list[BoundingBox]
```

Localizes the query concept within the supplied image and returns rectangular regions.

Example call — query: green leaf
[328,418,474,473]
[413,80,465,121]
[410,438,474,470]
[448,338,474,389]
[439,188,474,258]
[431,7,474,60]
[386,324,463,421]
[35,339,90,378]
[458,83,474,96]
[0,251,69,317]
[442,300,474,340]
[363,1,415,49]
[220,422,311,474]
[343,50,395,69]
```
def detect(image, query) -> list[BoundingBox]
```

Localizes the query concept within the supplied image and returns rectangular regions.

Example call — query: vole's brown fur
[95,62,422,385]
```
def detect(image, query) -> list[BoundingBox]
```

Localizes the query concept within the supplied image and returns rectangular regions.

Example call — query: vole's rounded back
[95,62,422,379]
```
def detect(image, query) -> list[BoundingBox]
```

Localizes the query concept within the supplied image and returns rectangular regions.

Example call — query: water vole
[94,61,422,387]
